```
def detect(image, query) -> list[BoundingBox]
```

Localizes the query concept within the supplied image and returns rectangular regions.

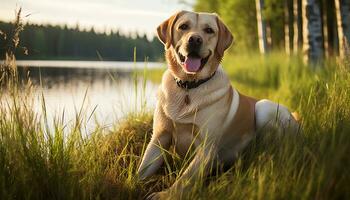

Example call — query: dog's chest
[159,84,230,129]
[161,89,200,123]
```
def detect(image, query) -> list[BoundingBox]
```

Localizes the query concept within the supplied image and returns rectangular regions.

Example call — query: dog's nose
[188,35,202,47]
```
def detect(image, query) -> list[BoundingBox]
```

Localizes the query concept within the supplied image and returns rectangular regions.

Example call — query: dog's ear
[215,16,233,58]
[157,11,186,49]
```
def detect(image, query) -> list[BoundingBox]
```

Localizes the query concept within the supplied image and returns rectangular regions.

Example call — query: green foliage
[263,0,284,20]
[219,0,258,51]
[193,0,220,13]
[263,0,285,48]
[192,0,291,50]
[0,21,164,61]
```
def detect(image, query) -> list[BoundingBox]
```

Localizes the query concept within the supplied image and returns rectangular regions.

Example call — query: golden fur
[137,11,299,200]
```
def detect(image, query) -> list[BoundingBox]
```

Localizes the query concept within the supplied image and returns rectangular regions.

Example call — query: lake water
[15,60,164,133]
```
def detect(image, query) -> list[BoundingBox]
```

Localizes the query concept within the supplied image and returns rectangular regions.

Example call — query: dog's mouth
[177,50,211,73]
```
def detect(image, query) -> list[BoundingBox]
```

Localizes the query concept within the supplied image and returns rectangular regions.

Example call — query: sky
[0,0,193,37]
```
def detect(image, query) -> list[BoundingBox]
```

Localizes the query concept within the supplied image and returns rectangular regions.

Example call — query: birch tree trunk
[321,0,329,58]
[256,0,267,54]
[335,0,345,58]
[302,0,323,63]
[293,0,302,54]
[285,0,291,55]
[335,0,350,58]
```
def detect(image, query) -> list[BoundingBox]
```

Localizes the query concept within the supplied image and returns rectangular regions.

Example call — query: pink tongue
[184,57,201,72]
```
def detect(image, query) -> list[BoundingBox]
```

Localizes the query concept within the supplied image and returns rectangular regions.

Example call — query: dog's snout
[188,35,202,46]
[187,35,202,53]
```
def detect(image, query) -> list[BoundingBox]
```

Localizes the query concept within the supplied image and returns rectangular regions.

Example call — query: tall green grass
[1,51,349,199]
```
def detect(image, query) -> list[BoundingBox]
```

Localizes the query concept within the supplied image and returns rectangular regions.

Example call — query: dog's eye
[179,24,189,30]
[204,27,214,34]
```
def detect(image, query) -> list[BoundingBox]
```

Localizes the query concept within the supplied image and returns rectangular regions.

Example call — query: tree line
[193,0,350,63]
[0,21,164,61]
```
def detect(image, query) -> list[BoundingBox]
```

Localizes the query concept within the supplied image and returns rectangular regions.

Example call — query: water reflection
[15,62,161,133]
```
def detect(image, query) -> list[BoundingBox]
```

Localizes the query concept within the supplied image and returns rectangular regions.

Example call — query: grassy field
[1,50,350,200]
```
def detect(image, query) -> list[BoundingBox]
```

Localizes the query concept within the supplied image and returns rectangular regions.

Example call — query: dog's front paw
[146,191,168,200]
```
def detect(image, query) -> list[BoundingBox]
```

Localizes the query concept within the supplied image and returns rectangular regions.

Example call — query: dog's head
[157,10,233,80]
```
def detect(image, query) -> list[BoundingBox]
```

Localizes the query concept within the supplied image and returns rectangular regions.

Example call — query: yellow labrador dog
[138,10,299,199]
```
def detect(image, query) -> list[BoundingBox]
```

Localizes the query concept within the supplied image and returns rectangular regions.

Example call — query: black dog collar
[174,71,216,90]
